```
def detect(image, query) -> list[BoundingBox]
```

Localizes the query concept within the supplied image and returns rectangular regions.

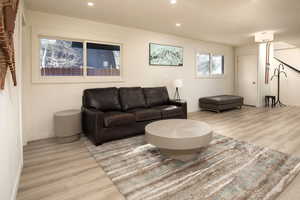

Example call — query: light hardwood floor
[17,139,125,200]
[17,106,300,200]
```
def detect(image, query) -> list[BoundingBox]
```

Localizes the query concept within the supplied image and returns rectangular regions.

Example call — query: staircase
[271,49,300,106]
[274,57,300,74]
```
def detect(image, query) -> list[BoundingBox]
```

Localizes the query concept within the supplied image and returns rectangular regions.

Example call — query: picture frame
[149,43,183,66]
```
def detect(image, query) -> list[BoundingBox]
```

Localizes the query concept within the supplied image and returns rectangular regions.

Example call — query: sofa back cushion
[83,87,121,111]
[143,87,170,107]
[119,87,147,111]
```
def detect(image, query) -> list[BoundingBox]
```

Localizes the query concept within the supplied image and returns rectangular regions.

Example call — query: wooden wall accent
[0,0,19,89]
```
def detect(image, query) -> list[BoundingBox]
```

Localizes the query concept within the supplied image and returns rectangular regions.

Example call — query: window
[87,42,120,76]
[196,53,210,76]
[40,39,84,76]
[39,37,122,78]
[196,53,224,77]
[211,55,224,75]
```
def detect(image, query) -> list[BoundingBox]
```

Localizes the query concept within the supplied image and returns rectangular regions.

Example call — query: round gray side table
[54,109,81,143]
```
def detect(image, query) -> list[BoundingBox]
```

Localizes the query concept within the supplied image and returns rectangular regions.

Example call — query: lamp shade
[174,79,183,88]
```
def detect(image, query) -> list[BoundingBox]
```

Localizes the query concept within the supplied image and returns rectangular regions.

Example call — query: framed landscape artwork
[149,43,183,66]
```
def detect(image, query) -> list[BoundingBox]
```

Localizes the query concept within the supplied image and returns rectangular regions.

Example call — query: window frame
[85,40,122,77]
[211,54,225,76]
[195,52,225,79]
[32,35,124,83]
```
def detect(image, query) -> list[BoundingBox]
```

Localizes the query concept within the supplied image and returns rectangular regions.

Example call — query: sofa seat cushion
[83,87,121,111]
[199,95,243,105]
[119,87,147,111]
[128,108,161,122]
[153,105,184,118]
[143,87,170,107]
[103,112,136,128]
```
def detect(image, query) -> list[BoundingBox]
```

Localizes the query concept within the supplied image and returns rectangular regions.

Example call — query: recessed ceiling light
[170,0,177,5]
[87,2,94,7]
[176,23,181,27]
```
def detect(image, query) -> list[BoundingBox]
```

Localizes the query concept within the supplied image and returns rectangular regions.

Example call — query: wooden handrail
[274,57,300,74]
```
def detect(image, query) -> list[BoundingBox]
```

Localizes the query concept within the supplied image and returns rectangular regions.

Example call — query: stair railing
[274,57,300,74]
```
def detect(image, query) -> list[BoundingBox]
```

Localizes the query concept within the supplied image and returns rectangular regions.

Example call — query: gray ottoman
[54,109,81,143]
[199,95,244,113]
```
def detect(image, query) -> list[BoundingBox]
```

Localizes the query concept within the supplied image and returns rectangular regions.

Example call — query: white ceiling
[25,0,300,47]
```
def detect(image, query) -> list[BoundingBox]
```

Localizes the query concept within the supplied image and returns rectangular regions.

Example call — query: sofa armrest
[82,107,105,145]
[169,99,187,119]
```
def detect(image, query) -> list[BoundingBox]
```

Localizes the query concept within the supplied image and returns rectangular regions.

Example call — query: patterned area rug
[85,134,300,200]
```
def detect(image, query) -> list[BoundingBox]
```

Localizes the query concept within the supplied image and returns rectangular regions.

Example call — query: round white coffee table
[145,119,213,161]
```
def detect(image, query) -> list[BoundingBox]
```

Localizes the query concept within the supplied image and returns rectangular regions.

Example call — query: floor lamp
[173,79,183,101]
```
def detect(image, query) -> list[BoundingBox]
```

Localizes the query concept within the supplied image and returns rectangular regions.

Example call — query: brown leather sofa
[82,87,187,145]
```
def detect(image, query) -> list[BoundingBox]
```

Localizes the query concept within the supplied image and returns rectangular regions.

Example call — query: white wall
[273,48,300,106]
[23,11,235,141]
[0,4,24,200]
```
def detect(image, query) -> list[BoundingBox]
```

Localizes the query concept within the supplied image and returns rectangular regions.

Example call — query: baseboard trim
[11,161,22,200]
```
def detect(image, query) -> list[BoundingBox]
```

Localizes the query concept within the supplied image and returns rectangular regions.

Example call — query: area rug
[84,134,300,200]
